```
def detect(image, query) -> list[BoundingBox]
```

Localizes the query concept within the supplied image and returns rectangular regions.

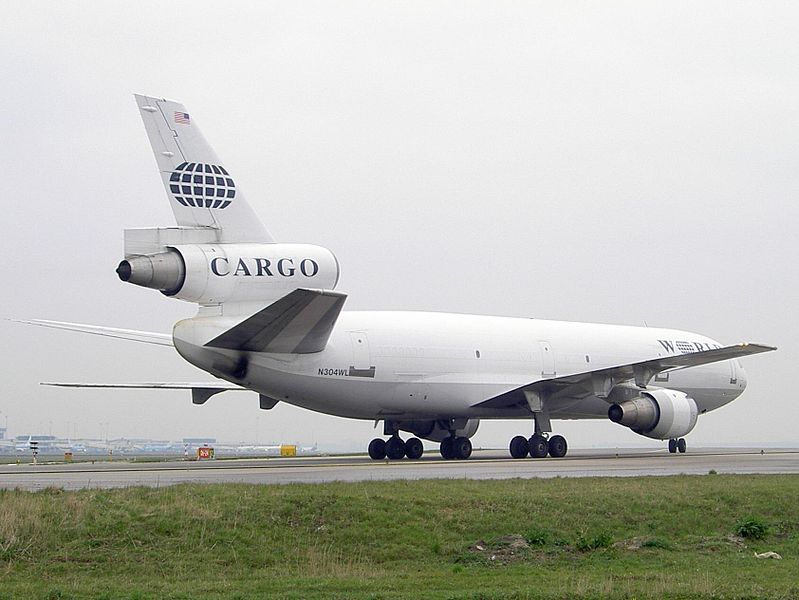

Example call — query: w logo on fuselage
[168,162,236,209]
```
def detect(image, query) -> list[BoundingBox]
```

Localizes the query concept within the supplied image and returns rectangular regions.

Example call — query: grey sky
[2,1,796,450]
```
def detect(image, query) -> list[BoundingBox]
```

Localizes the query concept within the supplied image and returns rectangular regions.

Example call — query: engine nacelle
[117,243,340,304]
[608,388,698,440]
[399,419,480,442]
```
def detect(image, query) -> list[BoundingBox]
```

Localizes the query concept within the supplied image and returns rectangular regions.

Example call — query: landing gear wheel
[440,437,455,460]
[405,437,424,460]
[385,436,406,460]
[509,435,529,459]
[368,438,386,460]
[548,435,568,458]
[668,438,677,454]
[528,435,549,458]
[453,436,472,460]
[677,438,687,453]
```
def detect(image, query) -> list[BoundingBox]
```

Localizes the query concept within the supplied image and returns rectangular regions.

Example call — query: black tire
[677,438,687,453]
[528,435,549,458]
[368,438,386,460]
[440,437,455,459]
[453,436,472,460]
[668,438,677,454]
[509,435,529,459]
[548,435,568,458]
[385,436,406,460]
[405,437,424,460]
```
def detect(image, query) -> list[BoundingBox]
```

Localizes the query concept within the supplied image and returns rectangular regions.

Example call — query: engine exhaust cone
[116,260,132,281]
[608,404,624,423]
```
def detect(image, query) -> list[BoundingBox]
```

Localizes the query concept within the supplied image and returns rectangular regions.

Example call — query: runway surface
[1,448,797,491]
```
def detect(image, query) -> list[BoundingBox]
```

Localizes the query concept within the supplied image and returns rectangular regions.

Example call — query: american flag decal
[174,111,190,125]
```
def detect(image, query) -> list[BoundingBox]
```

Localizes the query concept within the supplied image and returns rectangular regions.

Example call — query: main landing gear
[439,435,472,460]
[668,438,687,454]
[368,435,424,460]
[366,434,474,460]
[509,433,568,459]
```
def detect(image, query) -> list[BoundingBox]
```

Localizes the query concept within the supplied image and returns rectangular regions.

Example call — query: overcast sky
[1,1,796,451]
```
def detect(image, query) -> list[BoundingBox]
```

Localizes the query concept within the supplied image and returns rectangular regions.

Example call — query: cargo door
[538,341,556,378]
[349,332,375,378]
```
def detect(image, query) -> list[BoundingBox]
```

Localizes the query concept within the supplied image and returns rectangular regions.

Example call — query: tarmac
[1,447,797,491]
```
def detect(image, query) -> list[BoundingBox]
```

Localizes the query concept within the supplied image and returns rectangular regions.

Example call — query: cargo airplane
[24,95,776,461]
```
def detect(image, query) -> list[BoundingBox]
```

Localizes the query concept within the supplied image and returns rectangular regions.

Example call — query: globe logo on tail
[168,162,236,209]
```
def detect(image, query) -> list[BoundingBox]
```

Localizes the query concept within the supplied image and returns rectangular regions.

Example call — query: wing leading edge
[474,342,777,410]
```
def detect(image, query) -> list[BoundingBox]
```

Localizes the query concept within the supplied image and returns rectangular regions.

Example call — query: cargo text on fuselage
[210,257,320,278]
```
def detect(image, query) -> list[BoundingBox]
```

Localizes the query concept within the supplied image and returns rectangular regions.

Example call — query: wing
[474,342,777,409]
[205,288,347,353]
[12,319,172,346]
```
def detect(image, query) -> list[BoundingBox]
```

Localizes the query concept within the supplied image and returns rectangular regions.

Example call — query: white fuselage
[173,310,745,423]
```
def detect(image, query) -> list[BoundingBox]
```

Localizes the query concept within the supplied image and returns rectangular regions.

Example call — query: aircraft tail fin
[134,94,273,243]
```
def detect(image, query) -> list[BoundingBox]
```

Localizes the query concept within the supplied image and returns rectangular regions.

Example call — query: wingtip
[738,342,778,352]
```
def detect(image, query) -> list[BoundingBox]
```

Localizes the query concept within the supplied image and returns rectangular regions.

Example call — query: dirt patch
[469,534,532,563]
[613,536,648,551]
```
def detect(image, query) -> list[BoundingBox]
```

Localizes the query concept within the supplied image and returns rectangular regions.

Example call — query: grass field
[0,474,797,599]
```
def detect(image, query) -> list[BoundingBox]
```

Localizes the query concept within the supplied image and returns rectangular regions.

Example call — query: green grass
[0,475,797,599]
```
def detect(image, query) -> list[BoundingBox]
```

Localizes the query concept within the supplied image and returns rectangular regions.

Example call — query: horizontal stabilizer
[206,288,347,353]
[41,382,243,390]
[475,342,777,409]
[40,382,265,407]
[11,319,172,346]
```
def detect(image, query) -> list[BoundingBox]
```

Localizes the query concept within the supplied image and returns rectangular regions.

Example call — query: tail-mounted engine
[117,228,339,305]
[608,388,698,440]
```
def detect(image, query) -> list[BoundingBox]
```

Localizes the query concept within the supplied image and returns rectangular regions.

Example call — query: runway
[1,448,797,491]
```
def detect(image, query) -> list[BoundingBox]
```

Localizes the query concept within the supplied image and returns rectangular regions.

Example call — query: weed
[735,517,770,540]
[641,537,673,550]
[576,531,613,551]
[523,528,549,546]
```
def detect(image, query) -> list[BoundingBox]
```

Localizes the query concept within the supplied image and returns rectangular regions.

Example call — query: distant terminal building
[183,438,216,445]
[0,426,6,440]
[15,435,63,454]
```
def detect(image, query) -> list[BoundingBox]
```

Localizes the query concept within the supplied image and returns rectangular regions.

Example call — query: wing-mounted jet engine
[608,388,698,453]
